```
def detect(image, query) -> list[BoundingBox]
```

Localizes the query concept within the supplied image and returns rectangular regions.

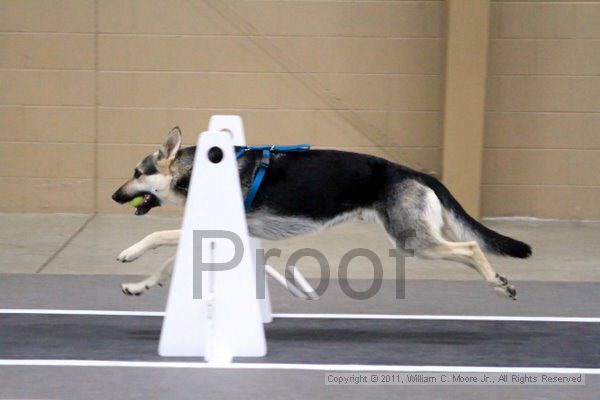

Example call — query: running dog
[112,127,531,298]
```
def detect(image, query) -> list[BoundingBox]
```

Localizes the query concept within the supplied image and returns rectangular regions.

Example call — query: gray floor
[3,314,599,367]
[1,213,600,399]
[1,275,599,399]
[2,274,600,317]
[2,367,595,400]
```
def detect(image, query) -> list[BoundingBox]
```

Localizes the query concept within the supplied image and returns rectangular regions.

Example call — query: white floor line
[0,309,165,317]
[0,359,598,374]
[274,313,600,323]
[1,309,599,323]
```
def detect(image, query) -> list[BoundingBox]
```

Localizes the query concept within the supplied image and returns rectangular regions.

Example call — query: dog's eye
[134,169,142,179]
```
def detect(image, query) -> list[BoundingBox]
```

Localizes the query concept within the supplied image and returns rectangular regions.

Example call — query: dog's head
[112,127,186,215]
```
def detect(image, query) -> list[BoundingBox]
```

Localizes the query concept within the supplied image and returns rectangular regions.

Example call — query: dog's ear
[159,127,182,161]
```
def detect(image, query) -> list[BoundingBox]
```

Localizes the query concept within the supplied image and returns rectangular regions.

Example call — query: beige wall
[1,0,598,219]
[483,0,600,219]
[0,0,444,215]
[442,0,490,218]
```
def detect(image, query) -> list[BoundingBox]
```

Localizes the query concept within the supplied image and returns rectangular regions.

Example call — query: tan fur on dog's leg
[121,255,175,296]
[418,240,516,299]
[117,229,180,262]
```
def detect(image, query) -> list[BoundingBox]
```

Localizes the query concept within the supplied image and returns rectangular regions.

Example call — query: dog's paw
[121,282,148,296]
[495,273,508,286]
[494,285,517,300]
[117,244,144,263]
[492,274,517,300]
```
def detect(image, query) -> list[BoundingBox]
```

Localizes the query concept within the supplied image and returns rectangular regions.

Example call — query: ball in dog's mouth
[132,193,159,216]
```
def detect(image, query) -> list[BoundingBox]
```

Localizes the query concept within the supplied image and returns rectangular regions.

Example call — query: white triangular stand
[208,115,273,323]
[208,115,319,303]
[158,130,266,361]
[208,115,247,144]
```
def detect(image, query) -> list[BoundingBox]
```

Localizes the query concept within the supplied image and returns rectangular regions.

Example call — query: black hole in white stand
[208,147,223,163]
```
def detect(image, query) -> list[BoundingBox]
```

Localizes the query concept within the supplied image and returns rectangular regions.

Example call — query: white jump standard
[160,116,317,361]
[208,116,317,303]
[159,129,265,361]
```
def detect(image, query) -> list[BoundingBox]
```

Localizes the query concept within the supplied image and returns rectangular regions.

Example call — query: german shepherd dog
[112,127,531,298]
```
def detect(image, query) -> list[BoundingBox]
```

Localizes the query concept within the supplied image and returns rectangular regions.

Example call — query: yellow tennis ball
[129,196,144,207]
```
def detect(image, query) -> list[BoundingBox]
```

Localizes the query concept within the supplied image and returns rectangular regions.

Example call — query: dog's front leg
[121,255,175,296]
[117,229,180,263]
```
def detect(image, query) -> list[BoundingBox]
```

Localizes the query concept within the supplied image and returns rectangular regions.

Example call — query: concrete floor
[2,366,595,400]
[1,213,599,281]
[1,213,599,400]
[1,275,599,400]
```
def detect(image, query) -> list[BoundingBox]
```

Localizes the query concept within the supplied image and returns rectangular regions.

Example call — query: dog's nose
[112,191,123,203]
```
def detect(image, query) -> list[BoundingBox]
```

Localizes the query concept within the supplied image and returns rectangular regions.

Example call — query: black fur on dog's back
[252,148,531,259]
[179,147,531,259]
[247,149,390,219]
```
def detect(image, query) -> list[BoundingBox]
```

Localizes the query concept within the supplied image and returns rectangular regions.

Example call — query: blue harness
[236,144,310,212]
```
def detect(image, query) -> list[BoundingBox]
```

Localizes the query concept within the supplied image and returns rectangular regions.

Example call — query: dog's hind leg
[117,229,180,263]
[417,241,516,299]
[381,182,516,299]
[121,254,175,296]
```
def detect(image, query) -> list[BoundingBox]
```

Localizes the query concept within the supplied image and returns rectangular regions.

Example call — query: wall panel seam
[0,177,94,181]
[484,148,600,151]
[92,0,99,213]
[0,68,96,72]
[0,105,94,109]
[490,37,600,40]
[95,71,442,76]
[1,69,441,76]
[487,110,600,114]
[0,31,444,39]
[0,105,443,112]
[488,74,600,77]
[482,183,600,188]
[100,107,442,112]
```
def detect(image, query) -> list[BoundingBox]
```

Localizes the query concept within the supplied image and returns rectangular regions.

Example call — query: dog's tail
[418,174,532,259]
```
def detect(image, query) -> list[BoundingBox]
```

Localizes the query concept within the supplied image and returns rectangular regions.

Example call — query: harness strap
[236,144,310,212]
[235,144,310,159]
[243,149,270,212]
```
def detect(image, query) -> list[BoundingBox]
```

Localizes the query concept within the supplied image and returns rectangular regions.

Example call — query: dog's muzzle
[112,189,160,216]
